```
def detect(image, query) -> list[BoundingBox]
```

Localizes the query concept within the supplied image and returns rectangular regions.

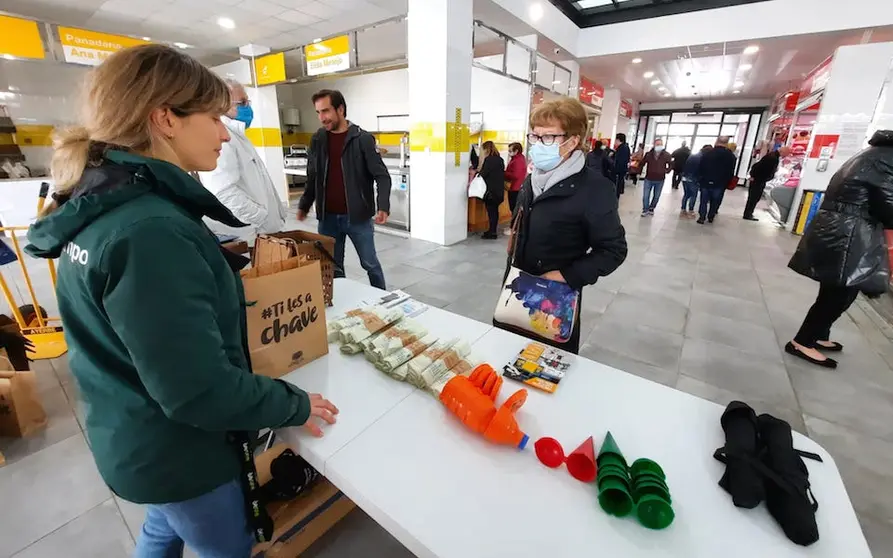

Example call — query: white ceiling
[579,26,893,102]
[0,0,407,62]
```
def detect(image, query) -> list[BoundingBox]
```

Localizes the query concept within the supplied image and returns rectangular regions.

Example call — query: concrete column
[596,88,623,141]
[408,0,473,245]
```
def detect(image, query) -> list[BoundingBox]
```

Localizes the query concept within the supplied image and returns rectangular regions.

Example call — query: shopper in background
[640,138,672,216]
[744,145,791,221]
[613,132,631,197]
[297,89,391,289]
[585,141,614,181]
[786,130,893,368]
[198,79,286,239]
[670,140,691,190]
[25,45,337,558]
[478,140,506,239]
[680,144,711,218]
[696,136,737,224]
[629,142,645,186]
[502,97,627,354]
[504,141,527,213]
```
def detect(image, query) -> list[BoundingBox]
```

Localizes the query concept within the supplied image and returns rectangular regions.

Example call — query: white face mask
[654,145,665,152]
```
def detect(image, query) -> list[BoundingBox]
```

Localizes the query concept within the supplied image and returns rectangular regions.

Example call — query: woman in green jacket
[26,45,337,558]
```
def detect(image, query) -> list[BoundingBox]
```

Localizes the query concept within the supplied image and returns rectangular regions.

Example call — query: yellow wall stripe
[14,125,54,147]
[245,127,283,148]
[408,121,471,153]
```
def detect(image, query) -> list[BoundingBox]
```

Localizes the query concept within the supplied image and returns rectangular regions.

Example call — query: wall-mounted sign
[0,15,46,60]
[619,100,634,119]
[578,77,604,108]
[254,52,286,86]
[58,27,148,66]
[304,35,350,76]
[799,56,833,99]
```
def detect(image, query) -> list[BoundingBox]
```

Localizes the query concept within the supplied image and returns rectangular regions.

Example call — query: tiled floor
[2,182,893,557]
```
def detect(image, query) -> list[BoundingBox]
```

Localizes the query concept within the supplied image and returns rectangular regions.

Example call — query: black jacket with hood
[479,153,506,204]
[750,151,781,183]
[298,123,392,223]
[512,165,627,291]
[788,130,893,295]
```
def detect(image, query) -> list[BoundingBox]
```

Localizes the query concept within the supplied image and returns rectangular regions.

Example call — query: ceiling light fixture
[664,92,672,97]
[1,54,15,60]
[529,3,544,21]
[142,36,151,41]
[217,17,235,30]
[643,71,654,78]
[733,90,741,94]
[734,80,744,87]
[312,38,322,43]
[739,63,752,71]
[632,57,642,64]
[174,42,189,49]
[650,79,660,85]
[552,80,562,84]
[743,45,759,55]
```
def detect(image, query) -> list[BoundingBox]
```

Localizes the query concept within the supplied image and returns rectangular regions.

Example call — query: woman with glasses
[498,98,627,354]
[478,140,506,239]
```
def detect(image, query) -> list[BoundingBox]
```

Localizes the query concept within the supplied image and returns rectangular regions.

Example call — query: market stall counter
[279,279,870,558]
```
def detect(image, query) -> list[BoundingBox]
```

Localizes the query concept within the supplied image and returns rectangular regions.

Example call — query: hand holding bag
[468,175,487,199]
[493,210,580,344]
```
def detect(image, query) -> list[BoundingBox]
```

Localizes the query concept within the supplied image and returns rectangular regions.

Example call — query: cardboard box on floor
[0,348,47,438]
[252,444,355,557]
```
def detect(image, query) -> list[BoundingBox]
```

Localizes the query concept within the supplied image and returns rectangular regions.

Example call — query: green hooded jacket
[26,150,311,504]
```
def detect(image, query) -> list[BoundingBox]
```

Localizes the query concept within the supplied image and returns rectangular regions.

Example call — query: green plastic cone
[599,431,625,461]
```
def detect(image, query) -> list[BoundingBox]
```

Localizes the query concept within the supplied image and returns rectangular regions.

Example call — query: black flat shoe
[785,342,838,369]
[743,216,759,221]
[815,341,843,352]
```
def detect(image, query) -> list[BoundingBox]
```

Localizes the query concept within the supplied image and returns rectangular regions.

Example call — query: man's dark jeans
[698,188,725,222]
[318,213,386,289]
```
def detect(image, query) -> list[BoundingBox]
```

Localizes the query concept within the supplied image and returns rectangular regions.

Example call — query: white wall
[576,0,893,58]
[470,66,530,165]
[490,0,579,55]
[276,69,410,132]
[0,60,87,174]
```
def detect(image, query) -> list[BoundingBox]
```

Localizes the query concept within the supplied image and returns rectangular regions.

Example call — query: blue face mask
[234,104,253,128]
[529,141,563,171]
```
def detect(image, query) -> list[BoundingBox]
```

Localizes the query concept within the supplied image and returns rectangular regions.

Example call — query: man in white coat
[199,79,286,238]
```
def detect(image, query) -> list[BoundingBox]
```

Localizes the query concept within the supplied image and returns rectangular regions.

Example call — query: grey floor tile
[29,359,61,394]
[401,291,452,309]
[586,320,684,371]
[805,416,893,525]
[60,380,87,435]
[402,273,478,306]
[12,500,134,558]
[114,496,145,541]
[50,356,74,386]
[302,509,415,558]
[0,385,81,466]
[857,513,893,558]
[377,263,435,291]
[693,272,765,304]
[790,364,893,442]
[602,291,688,334]
[679,338,798,410]
[685,311,781,358]
[0,435,110,556]
[620,272,693,308]
[689,289,774,329]
[675,375,806,433]
[579,344,678,387]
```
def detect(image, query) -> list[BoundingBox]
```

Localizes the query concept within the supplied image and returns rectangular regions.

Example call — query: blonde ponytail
[51,126,92,192]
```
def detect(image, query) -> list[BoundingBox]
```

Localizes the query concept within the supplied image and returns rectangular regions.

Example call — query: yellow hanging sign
[254,52,286,86]
[304,35,350,76]
[0,15,46,60]
[58,27,148,66]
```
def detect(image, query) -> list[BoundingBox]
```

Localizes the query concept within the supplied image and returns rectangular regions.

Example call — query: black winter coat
[698,146,738,189]
[479,154,506,204]
[512,165,627,291]
[750,151,781,183]
[788,130,893,295]
[586,150,614,180]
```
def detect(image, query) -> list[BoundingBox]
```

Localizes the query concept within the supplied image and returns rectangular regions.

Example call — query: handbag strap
[508,208,523,265]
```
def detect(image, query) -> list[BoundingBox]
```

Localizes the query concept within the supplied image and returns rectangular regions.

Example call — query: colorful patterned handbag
[493,210,580,344]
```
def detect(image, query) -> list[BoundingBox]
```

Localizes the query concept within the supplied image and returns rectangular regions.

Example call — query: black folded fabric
[758,413,819,546]
[714,400,764,508]
[263,448,320,502]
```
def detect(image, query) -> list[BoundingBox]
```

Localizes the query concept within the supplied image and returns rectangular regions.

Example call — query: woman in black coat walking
[786,130,893,368]
[478,140,506,239]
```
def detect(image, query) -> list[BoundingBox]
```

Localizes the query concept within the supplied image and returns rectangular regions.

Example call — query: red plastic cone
[566,436,597,482]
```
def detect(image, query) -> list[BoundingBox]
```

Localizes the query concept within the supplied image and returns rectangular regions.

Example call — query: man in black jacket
[744,146,790,221]
[697,136,738,224]
[298,89,392,289]
[612,133,631,197]
[670,141,691,190]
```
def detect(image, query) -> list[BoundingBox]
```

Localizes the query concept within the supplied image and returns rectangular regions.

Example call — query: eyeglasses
[527,133,566,146]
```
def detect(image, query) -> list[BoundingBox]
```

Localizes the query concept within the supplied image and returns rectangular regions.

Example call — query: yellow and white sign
[254,52,287,86]
[58,27,148,66]
[0,15,46,60]
[304,35,350,76]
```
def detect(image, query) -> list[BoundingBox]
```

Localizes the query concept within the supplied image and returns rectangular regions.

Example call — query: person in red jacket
[505,142,528,213]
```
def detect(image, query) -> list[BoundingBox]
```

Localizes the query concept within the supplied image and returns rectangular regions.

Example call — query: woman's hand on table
[541,270,566,283]
[303,393,339,437]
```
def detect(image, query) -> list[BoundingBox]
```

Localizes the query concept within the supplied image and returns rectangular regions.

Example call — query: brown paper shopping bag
[242,260,328,378]
[0,350,47,437]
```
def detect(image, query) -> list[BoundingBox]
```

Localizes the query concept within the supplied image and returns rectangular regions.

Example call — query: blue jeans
[698,188,724,221]
[681,176,699,211]
[318,213,386,290]
[134,480,254,558]
[642,179,664,212]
